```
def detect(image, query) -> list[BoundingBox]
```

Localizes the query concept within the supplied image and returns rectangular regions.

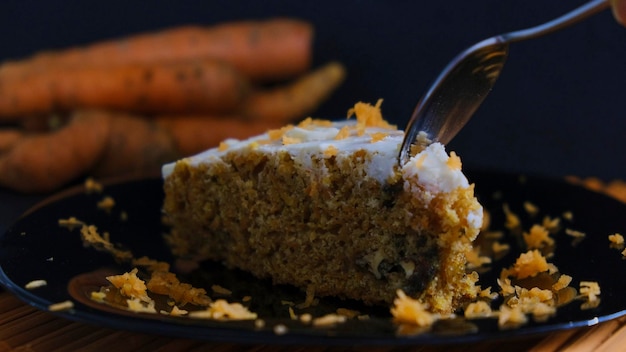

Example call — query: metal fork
[398,0,610,164]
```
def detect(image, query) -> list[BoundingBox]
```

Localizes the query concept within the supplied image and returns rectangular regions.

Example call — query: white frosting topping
[162,119,472,199]
[402,143,469,194]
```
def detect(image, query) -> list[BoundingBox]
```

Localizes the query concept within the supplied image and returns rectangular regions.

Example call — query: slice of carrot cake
[161,101,483,314]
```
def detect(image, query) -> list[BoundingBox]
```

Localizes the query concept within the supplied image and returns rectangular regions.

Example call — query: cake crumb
[97,196,115,213]
[390,290,436,327]
[523,225,554,250]
[273,324,288,335]
[502,204,521,231]
[497,305,527,328]
[58,217,85,230]
[299,313,313,324]
[84,177,103,194]
[211,285,232,296]
[579,281,601,302]
[509,250,549,279]
[107,268,151,303]
[542,216,561,233]
[609,233,624,246]
[336,308,360,319]
[565,228,586,239]
[492,241,510,255]
[25,279,47,290]
[562,211,574,221]
[48,300,74,312]
[464,301,493,319]
[552,274,572,291]
[312,313,348,327]
[523,201,539,216]
[189,300,257,320]
[126,297,157,314]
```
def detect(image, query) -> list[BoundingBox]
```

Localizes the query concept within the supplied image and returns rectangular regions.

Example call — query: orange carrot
[156,116,284,156]
[242,62,346,123]
[0,59,251,118]
[91,111,178,178]
[0,129,22,152]
[0,18,313,82]
[0,111,111,193]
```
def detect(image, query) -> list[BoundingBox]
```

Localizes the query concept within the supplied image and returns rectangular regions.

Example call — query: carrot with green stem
[0,59,251,119]
[0,18,313,82]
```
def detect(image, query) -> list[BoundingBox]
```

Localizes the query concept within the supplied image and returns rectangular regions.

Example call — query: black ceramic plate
[1,170,626,346]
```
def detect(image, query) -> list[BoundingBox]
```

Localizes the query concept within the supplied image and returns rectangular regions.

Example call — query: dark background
[0,0,625,230]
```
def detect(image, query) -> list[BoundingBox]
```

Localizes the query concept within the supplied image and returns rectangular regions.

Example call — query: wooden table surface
[1,290,625,352]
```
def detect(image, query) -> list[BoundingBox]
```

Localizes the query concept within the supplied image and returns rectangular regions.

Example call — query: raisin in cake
[161,101,483,314]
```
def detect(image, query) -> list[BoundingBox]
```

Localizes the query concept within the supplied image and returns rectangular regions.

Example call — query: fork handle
[501,0,610,43]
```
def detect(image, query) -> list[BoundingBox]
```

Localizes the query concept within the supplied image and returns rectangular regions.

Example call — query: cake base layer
[163,149,481,313]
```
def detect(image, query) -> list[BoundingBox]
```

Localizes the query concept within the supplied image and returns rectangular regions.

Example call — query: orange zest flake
[268,125,294,141]
[346,99,396,129]
[510,250,549,279]
[609,233,624,245]
[369,132,388,143]
[334,126,351,140]
[502,204,521,230]
[218,142,229,152]
[390,289,436,327]
[552,274,572,291]
[446,152,462,170]
[324,145,338,157]
[298,117,333,128]
[106,268,151,303]
[523,224,554,249]
[282,136,301,145]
